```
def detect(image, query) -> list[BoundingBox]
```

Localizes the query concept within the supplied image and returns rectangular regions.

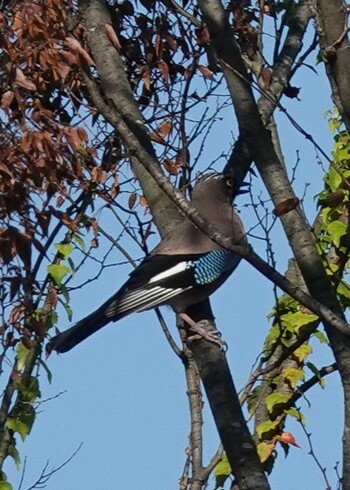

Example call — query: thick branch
[316,0,350,132]
[79,0,181,236]
[197,0,350,484]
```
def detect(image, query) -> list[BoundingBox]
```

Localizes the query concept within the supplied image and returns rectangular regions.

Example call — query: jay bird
[47,172,247,353]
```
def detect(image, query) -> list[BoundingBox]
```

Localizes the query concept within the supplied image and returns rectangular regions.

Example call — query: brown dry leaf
[64,126,83,150]
[21,336,33,350]
[90,218,99,238]
[196,27,211,46]
[158,60,170,83]
[21,132,34,154]
[128,193,137,209]
[261,67,272,88]
[65,36,95,66]
[56,195,65,207]
[77,127,88,145]
[0,162,13,177]
[60,50,79,64]
[1,91,14,112]
[150,133,164,143]
[163,159,178,175]
[104,23,121,50]
[176,149,187,167]
[273,197,300,216]
[47,288,58,309]
[158,120,172,137]
[140,65,151,91]
[91,167,107,184]
[165,34,177,51]
[198,65,213,79]
[139,195,148,207]
[15,68,36,91]
[9,304,26,324]
[155,34,163,58]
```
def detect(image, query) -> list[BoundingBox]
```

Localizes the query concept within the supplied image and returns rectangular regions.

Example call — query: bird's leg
[179,313,226,348]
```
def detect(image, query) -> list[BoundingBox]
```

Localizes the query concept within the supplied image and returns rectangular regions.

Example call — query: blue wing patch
[186,250,239,285]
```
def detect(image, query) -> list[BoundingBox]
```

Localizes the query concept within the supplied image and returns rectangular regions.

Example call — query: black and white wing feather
[48,250,240,353]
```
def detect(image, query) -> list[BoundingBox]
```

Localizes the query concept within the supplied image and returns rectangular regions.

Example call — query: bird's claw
[187,322,227,350]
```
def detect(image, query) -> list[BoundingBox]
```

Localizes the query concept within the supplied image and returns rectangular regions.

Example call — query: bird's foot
[179,313,226,349]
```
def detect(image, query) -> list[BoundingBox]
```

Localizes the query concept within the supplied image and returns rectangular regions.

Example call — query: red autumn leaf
[275,432,301,448]
[273,197,300,216]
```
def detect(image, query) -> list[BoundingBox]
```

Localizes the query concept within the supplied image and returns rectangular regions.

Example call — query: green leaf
[60,283,70,303]
[72,233,86,251]
[6,406,35,441]
[306,362,326,388]
[15,343,31,371]
[40,359,53,384]
[283,367,305,388]
[313,330,329,344]
[257,441,275,463]
[293,343,313,362]
[8,443,21,470]
[265,393,292,414]
[246,386,261,415]
[325,167,342,192]
[0,482,13,490]
[47,264,70,285]
[55,243,74,259]
[214,453,232,482]
[326,220,347,248]
[63,303,73,321]
[279,310,318,332]
[256,420,280,439]
[285,408,306,426]
[14,377,40,402]
[337,281,350,307]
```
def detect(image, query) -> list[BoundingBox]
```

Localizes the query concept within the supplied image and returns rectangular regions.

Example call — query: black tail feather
[46,310,113,354]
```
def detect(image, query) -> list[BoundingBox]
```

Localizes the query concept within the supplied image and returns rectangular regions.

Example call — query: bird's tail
[46,294,126,354]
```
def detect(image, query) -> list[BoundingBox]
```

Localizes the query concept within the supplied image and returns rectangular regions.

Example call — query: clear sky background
[4,28,344,490]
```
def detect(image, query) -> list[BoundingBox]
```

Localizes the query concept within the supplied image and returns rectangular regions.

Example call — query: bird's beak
[236,182,250,195]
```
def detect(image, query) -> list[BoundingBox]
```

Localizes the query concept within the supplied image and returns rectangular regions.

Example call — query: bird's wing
[104,250,240,318]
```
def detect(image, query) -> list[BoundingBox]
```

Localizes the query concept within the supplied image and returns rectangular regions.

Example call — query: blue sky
[4,31,344,490]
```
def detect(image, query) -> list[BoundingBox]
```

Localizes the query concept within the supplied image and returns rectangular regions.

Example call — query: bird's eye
[225,176,233,188]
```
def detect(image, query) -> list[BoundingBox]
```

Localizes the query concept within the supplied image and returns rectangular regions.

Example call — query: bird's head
[192,172,242,204]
